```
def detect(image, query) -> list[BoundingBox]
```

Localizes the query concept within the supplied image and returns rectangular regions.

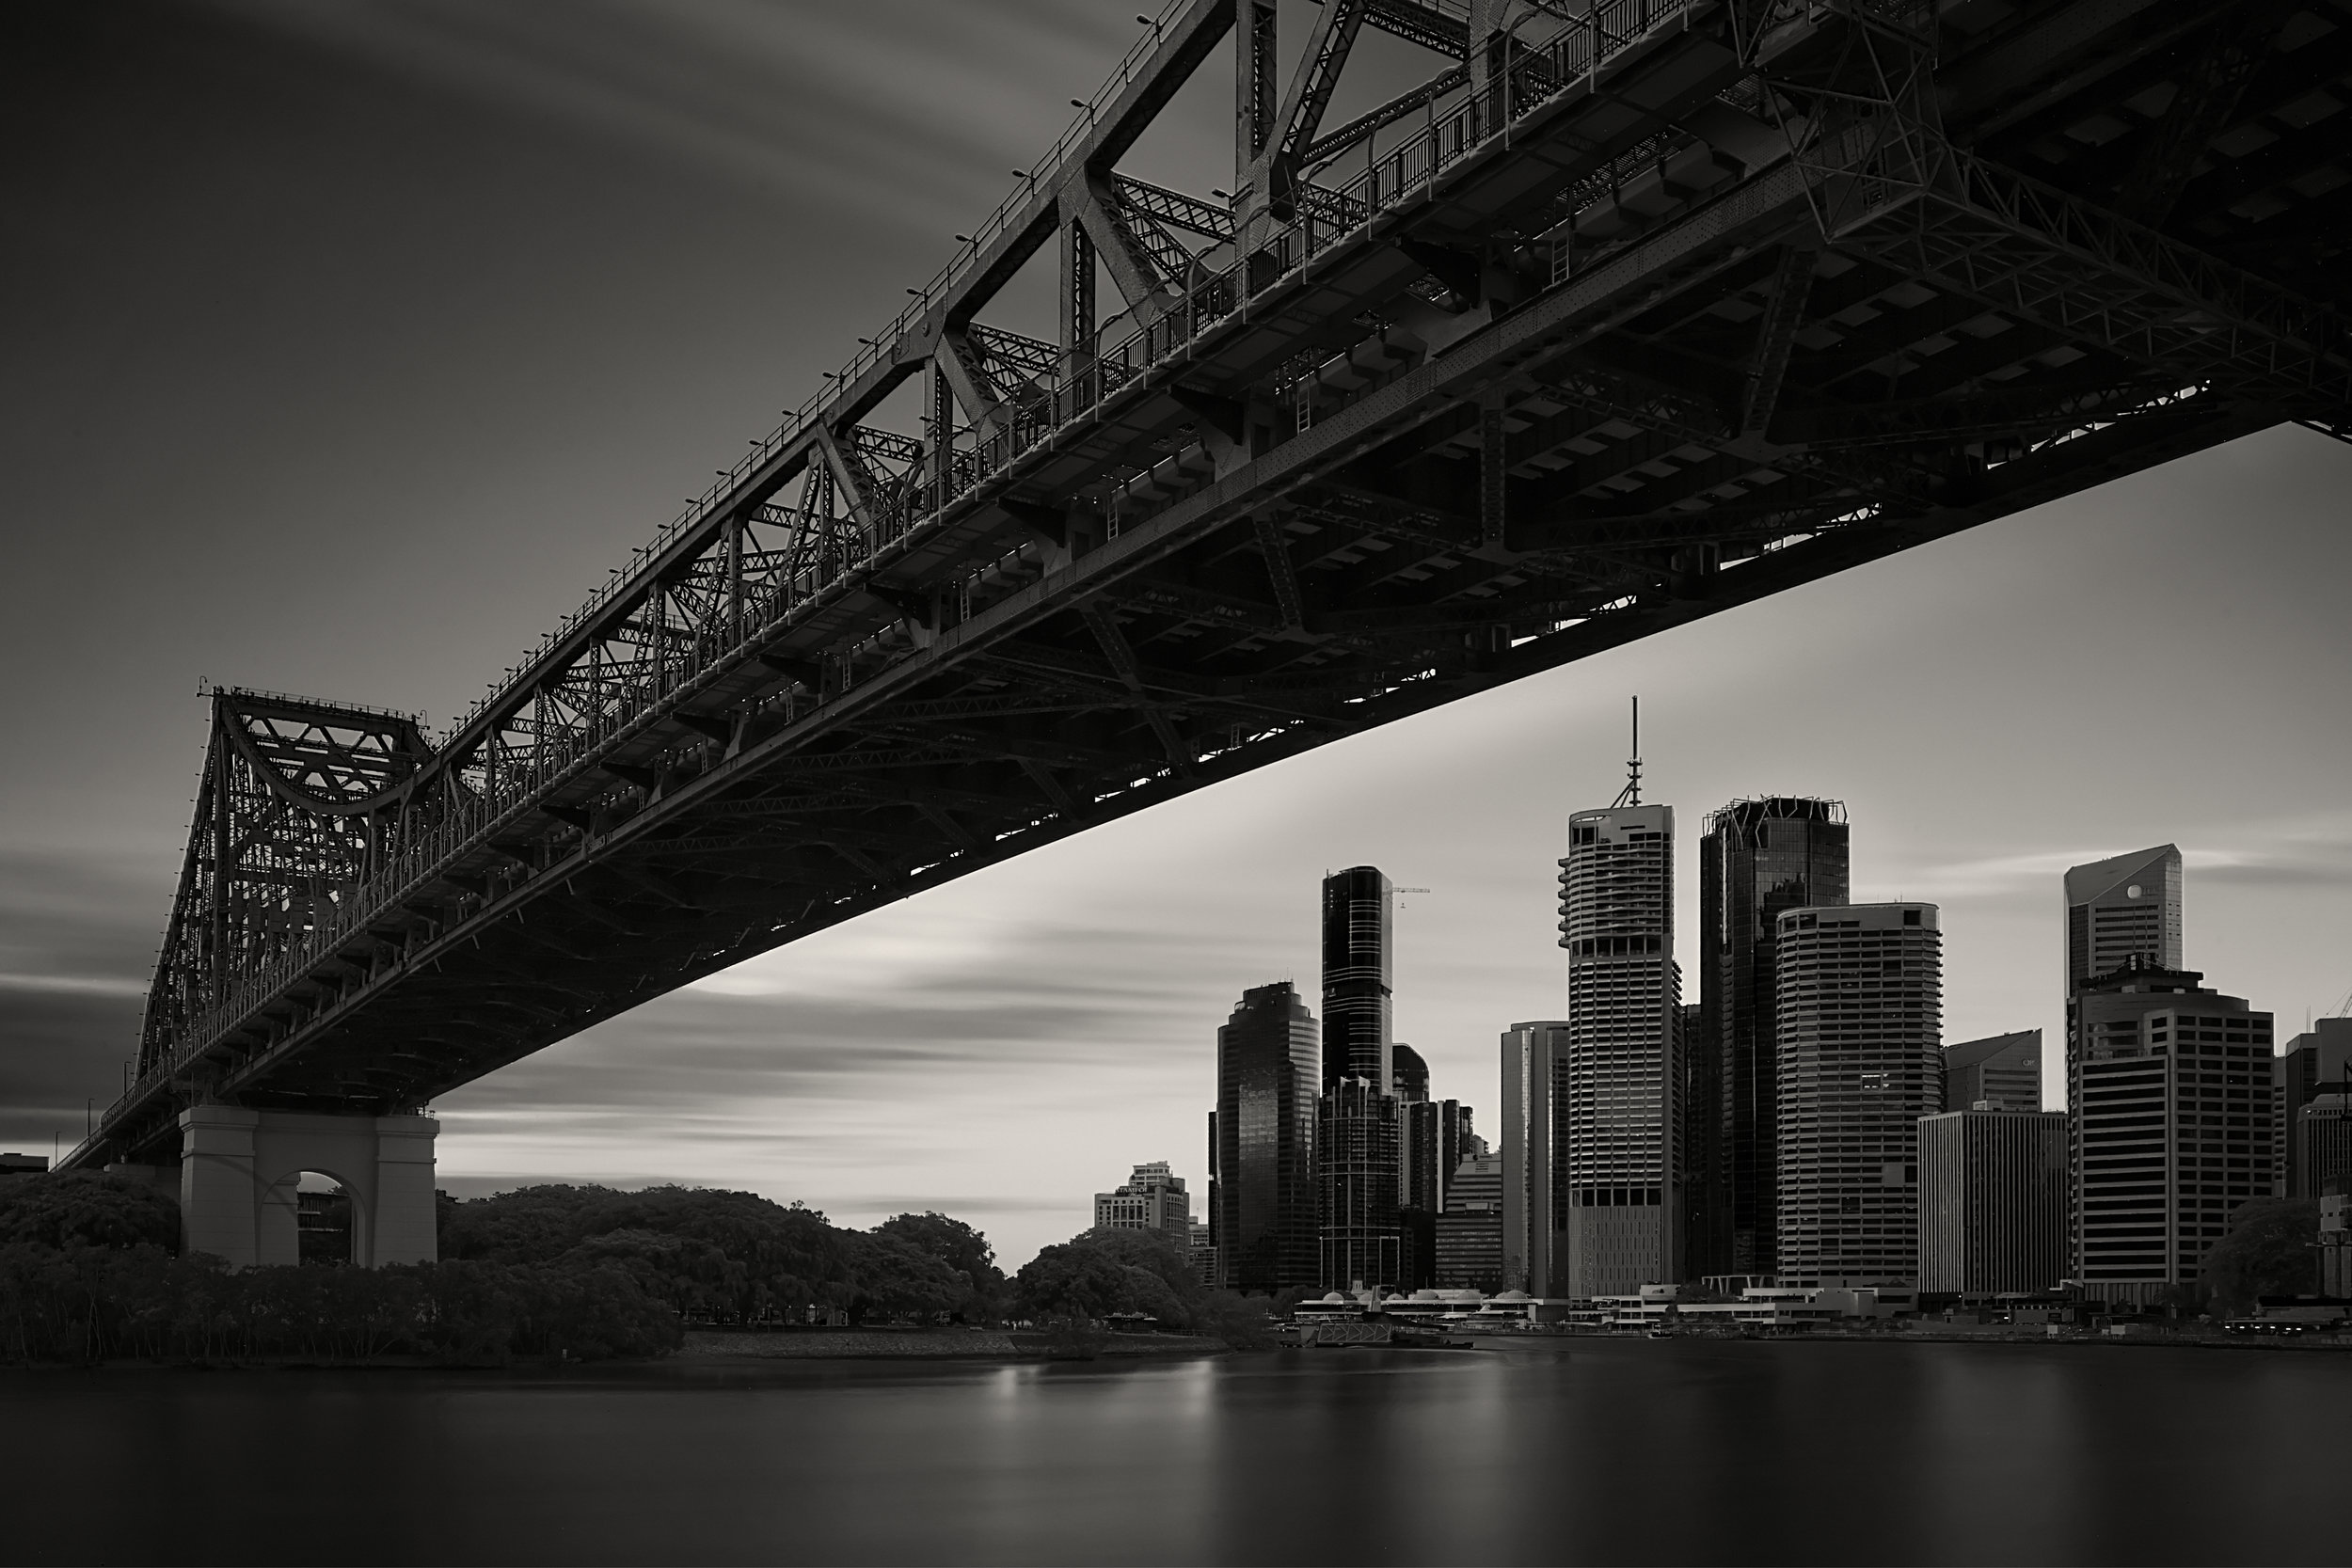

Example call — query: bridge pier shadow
[109,1108,438,1269]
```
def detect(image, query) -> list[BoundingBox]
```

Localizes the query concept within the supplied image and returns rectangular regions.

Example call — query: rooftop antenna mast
[1612,696,1642,807]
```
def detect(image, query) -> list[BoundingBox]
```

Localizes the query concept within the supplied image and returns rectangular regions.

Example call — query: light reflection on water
[8,1338,2349,1564]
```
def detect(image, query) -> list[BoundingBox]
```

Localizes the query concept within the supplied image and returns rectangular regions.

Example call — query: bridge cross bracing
[72,0,2352,1169]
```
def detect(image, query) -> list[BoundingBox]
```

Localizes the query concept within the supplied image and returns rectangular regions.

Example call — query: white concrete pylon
[171,1106,438,1269]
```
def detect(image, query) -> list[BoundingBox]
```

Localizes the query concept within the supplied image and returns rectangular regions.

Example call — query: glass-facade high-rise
[1317,865,1400,1290]
[1401,1096,1471,1290]
[1215,981,1321,1291]
[1392,1043,1429,1103]
[1557,801,1682,1294]
[1322,866,1394,1088]
[1693,797,1849,1278]
[1317,1079,1402,1291]
[2064,845,2183,993]
[1501,1020,1570,1293]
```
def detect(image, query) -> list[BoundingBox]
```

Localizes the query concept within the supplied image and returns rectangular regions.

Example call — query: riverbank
[1566,1324,2352,1353]
[679,1327,1229,1360]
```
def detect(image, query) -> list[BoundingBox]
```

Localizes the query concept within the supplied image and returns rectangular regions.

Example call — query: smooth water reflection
[8,1339,2350,1564]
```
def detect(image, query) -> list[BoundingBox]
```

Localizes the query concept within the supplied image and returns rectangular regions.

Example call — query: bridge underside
[78,0,2352,1167]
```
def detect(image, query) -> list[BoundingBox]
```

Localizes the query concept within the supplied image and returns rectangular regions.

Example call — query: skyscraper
[1401,1096,1472,1290]
[1318,865,1400,1290]
[1392,1043,1430,1103]
[2277,1019,2352,1196]
[1322,866,1394,1089]
[2064,844,2183,993]
[1316,1079,1402,1291]
[1214,981,1321,1292]
[1944,1029,2042,1111]
[1694,797,1850,1277]
[1435,1152,1504,1290]
[1402,1099,1471,1213]
[1557,800,1681,1294]
[2067,962,2277,1307]
[1917,1109,2067,1294]
[1774,904,1943,1287]
[1500,1020,1569,1293]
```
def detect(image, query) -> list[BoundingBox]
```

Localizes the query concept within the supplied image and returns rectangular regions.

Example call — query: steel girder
[72,0,2352,1168]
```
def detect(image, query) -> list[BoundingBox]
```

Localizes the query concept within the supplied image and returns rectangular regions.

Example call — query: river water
[7,1338,2347,1564]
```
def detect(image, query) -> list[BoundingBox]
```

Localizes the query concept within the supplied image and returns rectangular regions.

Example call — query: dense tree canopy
[2202,1198,2321,1315]
[0,1173,179,1253]
[1010,1226,1274,1347]
[441,1185,994,1323]
[877,1212,1003,1297]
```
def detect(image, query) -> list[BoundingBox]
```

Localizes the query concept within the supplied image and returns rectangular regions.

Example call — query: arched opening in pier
[294,1171,352,1267]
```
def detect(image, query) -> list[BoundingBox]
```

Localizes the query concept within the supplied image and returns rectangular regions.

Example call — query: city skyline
[10,2,2352,1274]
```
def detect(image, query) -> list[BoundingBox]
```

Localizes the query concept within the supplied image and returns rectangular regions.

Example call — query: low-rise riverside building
[1094,1161,1193,1238]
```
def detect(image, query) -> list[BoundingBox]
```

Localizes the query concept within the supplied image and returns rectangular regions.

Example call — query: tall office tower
[1773,904,1944,1288]
[2068,962,2276,1308]
[1322,866,1394,1088]
[1215,982,1321,1291]
[1316,1080,1402,1290]
[1916,1109,2067,1294]
[1944,1029,2041,1111]
[1204,1110,1217,1247]
[1401,1098,1472,1290]
[2277,1019,2352,1196]
[1392,1044,1430,1103]
[1435,1153,1505,1290]
[1500,1021,1570,1292]
[1094,1161,1192,1236]
[1695,797,1850,1277]
[2064,844,2183,992]
[1403,1100,1472,1213]
[1557,800,1682,1295]
[2295,1091,2352,1202]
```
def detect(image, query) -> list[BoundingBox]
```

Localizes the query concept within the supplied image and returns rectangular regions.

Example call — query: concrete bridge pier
[161,1106,439,1269]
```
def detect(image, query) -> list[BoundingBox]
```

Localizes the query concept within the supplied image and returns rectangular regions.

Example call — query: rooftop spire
[1611,696,1643,808]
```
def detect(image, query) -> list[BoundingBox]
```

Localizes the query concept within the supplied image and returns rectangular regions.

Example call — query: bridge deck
[74,0,2352,1167]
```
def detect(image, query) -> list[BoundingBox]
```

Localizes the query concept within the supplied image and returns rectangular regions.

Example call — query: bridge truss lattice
[78,0,2352,1167]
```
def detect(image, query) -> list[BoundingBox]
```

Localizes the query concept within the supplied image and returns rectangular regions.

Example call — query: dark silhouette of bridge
[71,0,2352,1187]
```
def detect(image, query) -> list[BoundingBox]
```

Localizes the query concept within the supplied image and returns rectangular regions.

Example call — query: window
[1903,909,1921,926]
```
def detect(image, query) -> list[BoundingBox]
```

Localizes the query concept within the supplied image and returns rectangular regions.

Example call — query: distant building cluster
[1089,768,2347,1320]
[1202,868,1488,1297]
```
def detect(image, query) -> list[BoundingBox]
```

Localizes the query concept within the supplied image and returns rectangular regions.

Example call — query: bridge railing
[113,0,1710,1130]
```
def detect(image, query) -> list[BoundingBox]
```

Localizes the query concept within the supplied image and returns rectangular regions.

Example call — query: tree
[876,1212,1004,1311]
[557,1228,742,1319]
[841,1231,969,1323]
[438,1184,613,1264]
[0,1173,179,1252]
[1073,1226,1201,1307]
[1011,1242,1140,1321]
[441,1184,850,1321]
[577,1186,847,1319]
[1188,1290,1278,1349]
[2203,1198,2321,1316]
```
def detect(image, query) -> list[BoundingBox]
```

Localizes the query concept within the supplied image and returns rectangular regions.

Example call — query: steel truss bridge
[71,0,2352,1168]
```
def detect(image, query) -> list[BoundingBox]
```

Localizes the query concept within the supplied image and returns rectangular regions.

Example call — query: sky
[6,0,2352,1270]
